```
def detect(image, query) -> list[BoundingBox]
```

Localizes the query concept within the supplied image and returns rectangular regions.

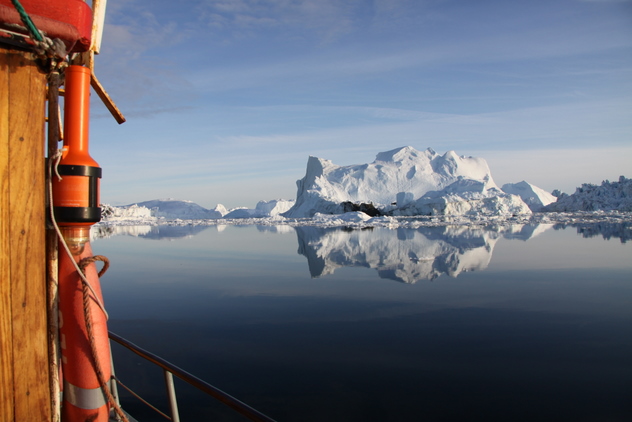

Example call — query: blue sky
[89,0,632,208]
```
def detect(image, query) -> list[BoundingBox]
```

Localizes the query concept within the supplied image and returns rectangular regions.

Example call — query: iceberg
[102,198,295,222]
[501,181,557,212]
[101,203,153,221]
[224,199,295,219]
[543,176,632,212]
[284,146,532,217]
[133,198,222,219]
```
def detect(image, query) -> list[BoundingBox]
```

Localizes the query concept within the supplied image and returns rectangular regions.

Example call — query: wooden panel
[0,46,15,422]
[1,49,51,421]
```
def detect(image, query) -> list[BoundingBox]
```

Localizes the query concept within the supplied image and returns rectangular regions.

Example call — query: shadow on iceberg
[295,224,552,283]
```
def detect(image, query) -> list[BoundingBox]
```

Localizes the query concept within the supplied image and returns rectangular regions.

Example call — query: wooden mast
[0,48,52,422]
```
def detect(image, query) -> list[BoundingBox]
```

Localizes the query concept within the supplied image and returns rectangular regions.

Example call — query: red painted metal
[0,0,92,52]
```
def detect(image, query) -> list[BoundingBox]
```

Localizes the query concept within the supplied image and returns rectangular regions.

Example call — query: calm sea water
[93,222,632,422]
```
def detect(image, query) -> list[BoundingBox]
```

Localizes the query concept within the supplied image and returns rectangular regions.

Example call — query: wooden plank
[47,69,62,422]
[70,50,126,124]
[0,47,15,422]
[5,49,51,421]
[91,0,108,54]
[91,71,126,124]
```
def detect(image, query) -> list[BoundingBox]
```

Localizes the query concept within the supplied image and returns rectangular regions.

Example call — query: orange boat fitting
[53,65,102,226]
[58,237,112,421]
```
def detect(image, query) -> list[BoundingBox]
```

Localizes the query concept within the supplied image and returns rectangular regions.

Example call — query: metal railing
[108,331,277,422]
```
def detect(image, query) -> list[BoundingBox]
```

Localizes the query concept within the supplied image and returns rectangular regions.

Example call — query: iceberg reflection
[91,220,629,282]
[92,225,211,240]
[295,225,552,283]
[555,221,632,243]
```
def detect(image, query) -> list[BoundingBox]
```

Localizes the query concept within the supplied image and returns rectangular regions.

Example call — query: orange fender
[58,239,112,421]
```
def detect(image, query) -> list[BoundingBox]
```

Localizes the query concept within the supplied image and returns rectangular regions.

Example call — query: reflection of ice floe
[138,225,211,240]
[256,225,295,234]
[91,225,153,240]
[92,225,210,240]
[500,223,554,241]
[295,225,552,283]
[555,221,632,243]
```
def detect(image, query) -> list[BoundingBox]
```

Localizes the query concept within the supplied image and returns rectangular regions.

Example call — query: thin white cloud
[185,24,631,96]
[101,4,184,59]
[95,0,632,119]
[197,0,357,43]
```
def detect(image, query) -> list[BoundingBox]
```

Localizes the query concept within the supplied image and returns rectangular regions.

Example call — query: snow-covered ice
[224,199,294,219]
[284,146,532,217]
[101,203,152,221]
[543,176,632,212]
[134,198,225,219]
[502,181,557,212]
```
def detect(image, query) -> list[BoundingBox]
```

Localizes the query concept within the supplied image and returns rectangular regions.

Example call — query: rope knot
[78,255,110,278]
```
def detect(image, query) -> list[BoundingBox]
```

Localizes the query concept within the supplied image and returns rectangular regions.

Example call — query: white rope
[52,147,64,181]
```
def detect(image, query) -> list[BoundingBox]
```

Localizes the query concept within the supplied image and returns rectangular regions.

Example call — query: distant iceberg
[102,198,295,222]
[501,181,557,212]
[224,199,294,219]
[101,203,153,221]
[543,176,632,212]
[133,198,223,219]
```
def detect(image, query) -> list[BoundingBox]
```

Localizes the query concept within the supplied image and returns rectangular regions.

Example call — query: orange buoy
[53,65,102,226]
[58,235,112,421]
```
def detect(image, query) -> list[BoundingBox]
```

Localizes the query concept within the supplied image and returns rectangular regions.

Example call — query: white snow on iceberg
[284,146,532,218]
[543,176,632,212]
[102,198,295,222]
[101,203,153,221]
[502,181,557,212]
[224,199,295,219]
[133,198,222,219]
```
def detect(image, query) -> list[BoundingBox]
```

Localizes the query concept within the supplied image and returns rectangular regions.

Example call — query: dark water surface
[93,223,632,421]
